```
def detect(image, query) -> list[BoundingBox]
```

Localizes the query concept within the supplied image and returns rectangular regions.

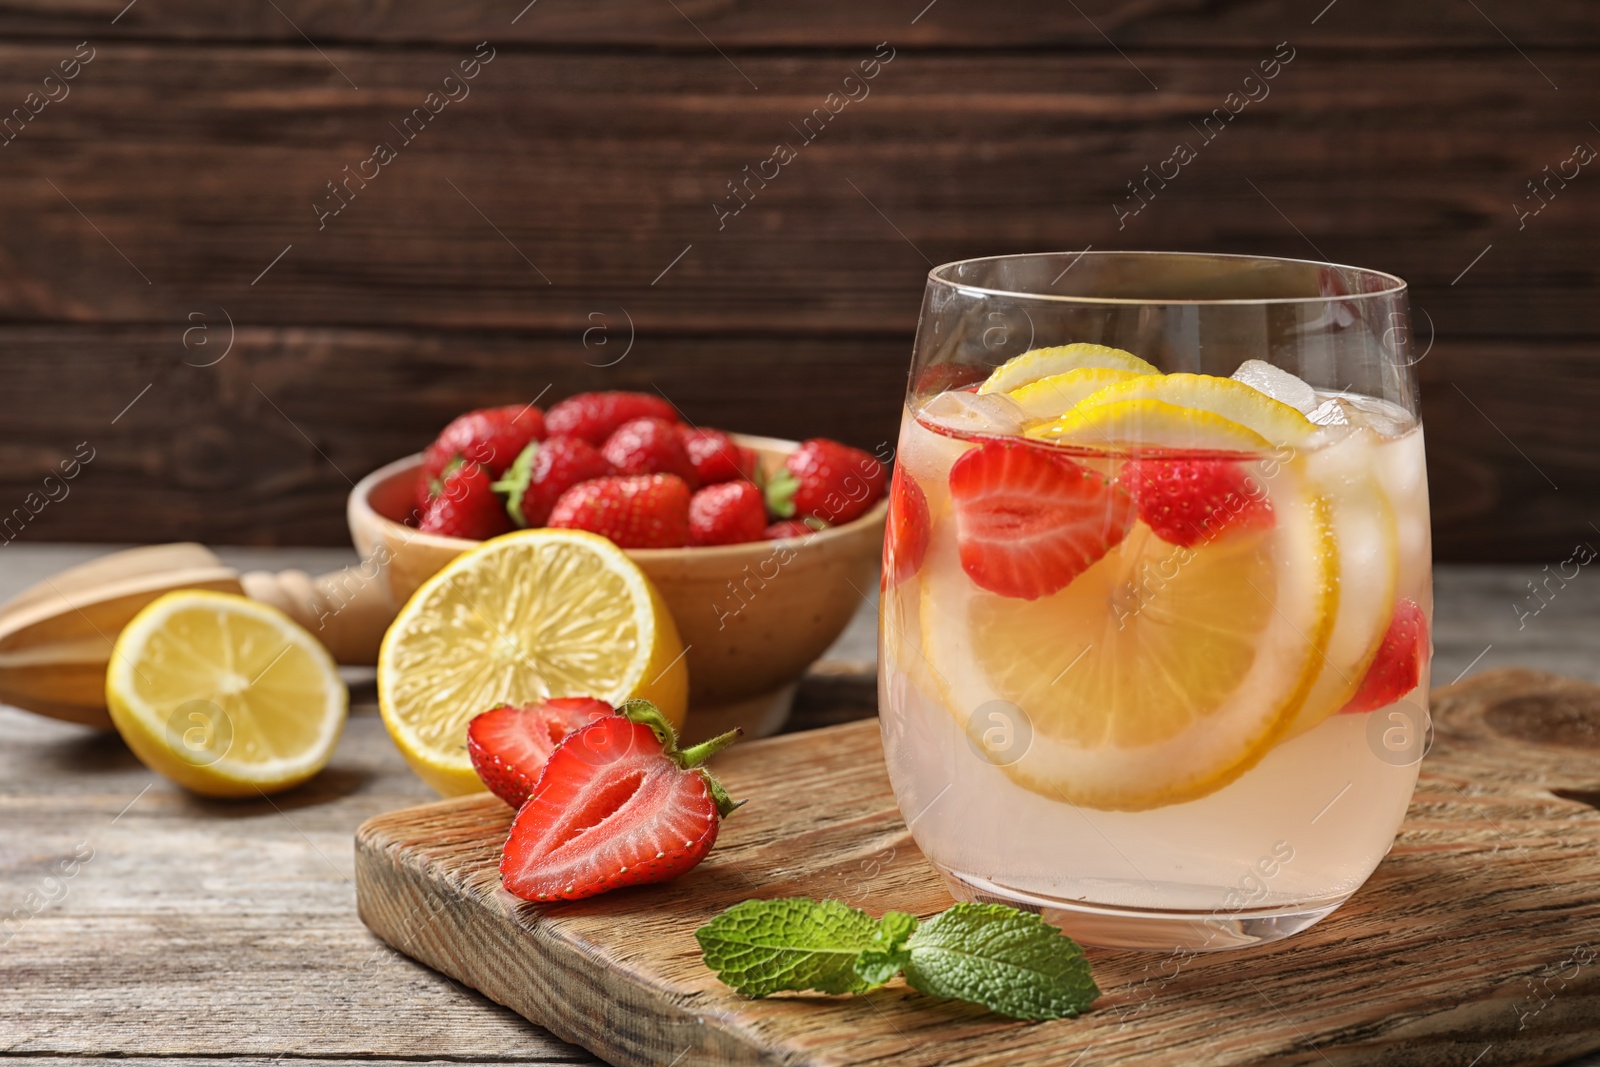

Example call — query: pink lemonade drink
[881,253,1431,950]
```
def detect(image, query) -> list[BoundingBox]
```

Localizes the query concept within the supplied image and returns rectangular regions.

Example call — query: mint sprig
[696,899,1098,1020]
[695,898,882,996]
[902,902,1098,1020]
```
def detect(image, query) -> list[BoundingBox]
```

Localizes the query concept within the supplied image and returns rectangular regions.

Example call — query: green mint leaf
[853,910,918,987]
[903,903,1099,1020]
[696,898,880,996]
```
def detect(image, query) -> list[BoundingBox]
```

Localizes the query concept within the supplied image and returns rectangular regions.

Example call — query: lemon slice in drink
[1284,431,1400,738]
[377,528,687,796]
[1029,398,1273,451]
[978,344,1159,395]
[922,458,1335,811]
[1052,373,1316,447]
[105,590,347,798]
[1007,367,1150,421]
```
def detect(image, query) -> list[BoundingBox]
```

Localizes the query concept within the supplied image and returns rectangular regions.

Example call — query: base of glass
[936,866,1350,951]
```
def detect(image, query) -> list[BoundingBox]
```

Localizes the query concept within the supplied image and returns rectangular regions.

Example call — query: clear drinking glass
[880,252,1431,950]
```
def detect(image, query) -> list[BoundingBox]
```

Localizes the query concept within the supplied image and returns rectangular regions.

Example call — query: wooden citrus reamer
[0,543,394,728]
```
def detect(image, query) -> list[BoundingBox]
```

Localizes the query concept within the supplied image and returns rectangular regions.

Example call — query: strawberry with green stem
[420,404,546,490]
[493,438,614,528]
[500,700,743,902]
[766,438,886,527]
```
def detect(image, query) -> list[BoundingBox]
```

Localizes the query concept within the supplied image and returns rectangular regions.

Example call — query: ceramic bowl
[347,435,886,738]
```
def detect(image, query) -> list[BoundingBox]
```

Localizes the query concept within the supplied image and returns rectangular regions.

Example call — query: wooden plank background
[0,0,1593,559]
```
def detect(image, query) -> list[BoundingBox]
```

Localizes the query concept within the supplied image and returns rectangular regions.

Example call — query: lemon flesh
[1007,367,1151,421]
[978,344,1160,395]
[923,459,1335,811]
[105,590,347,798]
[377,528,687,796]
[1029,398,1273,452]
[1064,373,1316,446]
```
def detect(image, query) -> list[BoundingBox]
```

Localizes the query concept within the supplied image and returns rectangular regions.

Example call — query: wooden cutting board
[355,669,1600,1067]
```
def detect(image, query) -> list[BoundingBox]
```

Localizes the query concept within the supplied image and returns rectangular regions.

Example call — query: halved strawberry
[949,441,1133,600]
[1118,458,1274,548]
[1340,598,1429,714]
[466,697,614,808]
[499,701,742,902]
[884,466,929,588]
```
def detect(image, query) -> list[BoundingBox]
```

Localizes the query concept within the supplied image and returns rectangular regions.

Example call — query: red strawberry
[422,404,546,483]
[680,427,758,486]
[548,474,692,548]
[499,700,742,902]
[885,467,930,588]
[689,482,767,546]
[417,461,513,540]
[545,392,679,446]
[913,362,988,397]
[764,519,820,540]
[1118,458,1275,548]
[467,697,614,808]
[949,441,1133,600]
[1340,599,1429,714]
[493,438,614,529]
[602,417,699,486]
[765,439,886,527]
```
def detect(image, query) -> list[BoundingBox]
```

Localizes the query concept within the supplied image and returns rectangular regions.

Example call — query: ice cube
[1306,398,1349,427]
[1231,360,1318,414]
[1337,395,1409,438]
[917,389,1028,437]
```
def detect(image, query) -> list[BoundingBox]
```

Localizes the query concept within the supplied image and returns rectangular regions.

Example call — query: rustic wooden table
[2,545,1596,1065]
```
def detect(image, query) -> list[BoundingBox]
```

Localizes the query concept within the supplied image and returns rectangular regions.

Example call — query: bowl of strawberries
[348,391,888,738]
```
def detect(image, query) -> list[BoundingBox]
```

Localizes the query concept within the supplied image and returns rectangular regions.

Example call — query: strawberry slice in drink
[1118,457,1275,548]
[1340,598,1429,714]
[948,440,1134,600]
[884,466,930,589]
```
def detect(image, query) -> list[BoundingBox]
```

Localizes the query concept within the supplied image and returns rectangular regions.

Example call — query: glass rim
[927,250,1408,307]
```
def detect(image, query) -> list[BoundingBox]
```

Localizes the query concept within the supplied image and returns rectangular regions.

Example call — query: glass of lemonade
[880,252,1432,950]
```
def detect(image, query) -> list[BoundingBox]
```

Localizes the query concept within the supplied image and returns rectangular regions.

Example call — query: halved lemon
[377,528,687,796]
[922,458,1336,811]
[106,590,347,798]
[1055,373,1316,447]
[978,344,1159,395]
[1029,398,1273,452]
[1007,367,1151,421]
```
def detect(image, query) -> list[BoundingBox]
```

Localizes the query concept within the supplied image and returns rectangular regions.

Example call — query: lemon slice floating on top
[1028,399,1273,452]
[1044,373,1316,447]
[978,343,1159,396]
[377,528,687,796]
[1006,367,1150,421]
[106,590,347,798]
